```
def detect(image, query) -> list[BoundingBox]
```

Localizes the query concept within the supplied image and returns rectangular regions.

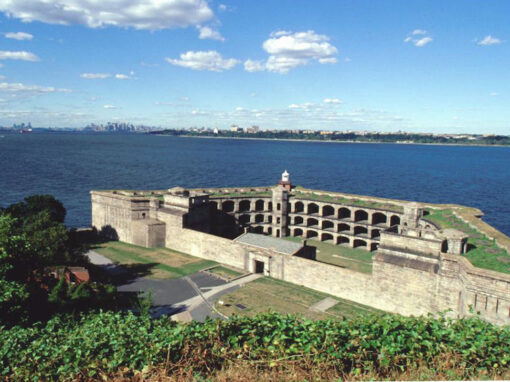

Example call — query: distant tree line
[151,129,510,145]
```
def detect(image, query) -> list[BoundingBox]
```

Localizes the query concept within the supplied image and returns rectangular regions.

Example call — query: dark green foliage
[3,194,66,224]
[0,311,508,380]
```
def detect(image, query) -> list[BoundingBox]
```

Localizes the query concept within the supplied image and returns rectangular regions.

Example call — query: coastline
[156,134,510,148]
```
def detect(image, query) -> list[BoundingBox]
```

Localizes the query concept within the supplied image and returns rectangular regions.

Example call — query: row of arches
[211,198,401,227]
[290,227,377,250]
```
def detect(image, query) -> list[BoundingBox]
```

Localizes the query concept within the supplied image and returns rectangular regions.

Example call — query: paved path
[85,249,261,321]
[309,297,338,312]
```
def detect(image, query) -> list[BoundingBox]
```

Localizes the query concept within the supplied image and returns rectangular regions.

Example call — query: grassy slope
[215,276,378,320]
[93,241,217,279]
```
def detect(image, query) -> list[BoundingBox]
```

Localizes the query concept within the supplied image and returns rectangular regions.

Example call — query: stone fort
[91,171,510,326]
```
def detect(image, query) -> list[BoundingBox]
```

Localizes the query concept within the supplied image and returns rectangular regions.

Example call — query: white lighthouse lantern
[282,170,290,183]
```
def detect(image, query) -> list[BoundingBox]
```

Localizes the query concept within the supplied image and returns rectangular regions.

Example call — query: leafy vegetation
[0,195,128,326]
[425,208,510,274]
[1,311,508,380]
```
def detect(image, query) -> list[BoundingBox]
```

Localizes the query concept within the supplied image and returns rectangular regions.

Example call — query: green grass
[424,208,510,274]
[93,241,217,279]
[215,276,379,320]
[283,236,374,273]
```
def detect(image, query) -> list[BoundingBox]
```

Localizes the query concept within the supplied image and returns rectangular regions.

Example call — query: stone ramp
[309,297,338,312]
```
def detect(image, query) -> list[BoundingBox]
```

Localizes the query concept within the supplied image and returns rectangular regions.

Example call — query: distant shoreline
[156,134,510,148]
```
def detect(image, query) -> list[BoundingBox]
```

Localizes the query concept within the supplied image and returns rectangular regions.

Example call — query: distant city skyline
[0,0,509,134]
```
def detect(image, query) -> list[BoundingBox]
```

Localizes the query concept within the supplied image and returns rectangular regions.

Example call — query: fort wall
[90,185,510,326]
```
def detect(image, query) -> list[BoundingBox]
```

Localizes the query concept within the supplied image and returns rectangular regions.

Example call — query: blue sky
[0,0,508,133]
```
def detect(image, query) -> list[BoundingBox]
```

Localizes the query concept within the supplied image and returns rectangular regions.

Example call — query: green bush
[1,311,508,380]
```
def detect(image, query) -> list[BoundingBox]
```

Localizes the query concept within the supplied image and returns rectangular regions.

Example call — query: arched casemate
[307,218,319,227]
[321,232,334,242]
[353,239,367,248]
[338,207,351,220]
[294,216,304,225]
[354,226,368,236]
[255,199,265,211]
[372,212,387,225]
[338,223,350,233]
[239,200,251,212]
[293,228,304,237]
[354,210,369,223]
[294,201,304,213]
[322,205,335,217]
[390,215,401,226]
[255,214,264,223]
[322,220,334,230]
[239,214,250,225]
[307,203,319,214]
[337,235,350,245]
[306,230,318,239]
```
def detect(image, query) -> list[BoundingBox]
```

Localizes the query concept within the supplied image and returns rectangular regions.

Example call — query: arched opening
[441,240,449,253]
[372,212,387,225]
[337,236,350,245]
[268,202,273,211]
[307,218,319,227]
[338,207,351,220]
[322,220,334,230]
[354,226,368,236]
[239,214,250,225]
[294,201,304,213]
[210,201,218,211]
[321,233,334,242]
[141,212,146,219]
[277,203,281,211]
[294,216,304,225]
[255,214,264,223]
[353,239,367,248]
[294,228,303,237]
[370,243,379,251]
[322,205,334,217]
[371,229,381,239]
[354,210,369,222]
[222,200,234,213]
[306,230,318,239]
[390,215,401,226]
[276,229,280,237]
[268,215,273,223]
[267,227,272,235]
[337,223,350,232]
[239,200,251,212]
[253,226,264,234]
[255,199,265,211]
[308,203,319,214]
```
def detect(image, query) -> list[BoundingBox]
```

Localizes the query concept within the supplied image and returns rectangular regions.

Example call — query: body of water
[1,132,509,235]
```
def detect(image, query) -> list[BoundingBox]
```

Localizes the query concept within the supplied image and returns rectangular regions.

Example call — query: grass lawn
[206,265,244,280]
[424,209,510,274]
[282,236,374,273]
[215,277,378,320]
[92,241,217,279]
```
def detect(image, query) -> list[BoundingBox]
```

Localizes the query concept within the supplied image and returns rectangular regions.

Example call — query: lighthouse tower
[278,170,292,191]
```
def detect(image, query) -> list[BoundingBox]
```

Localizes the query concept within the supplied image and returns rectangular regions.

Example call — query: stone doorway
[254,260,265,274]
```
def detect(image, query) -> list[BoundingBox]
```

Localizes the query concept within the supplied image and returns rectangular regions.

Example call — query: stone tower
[402,202,423,228]
[272,185,289,238]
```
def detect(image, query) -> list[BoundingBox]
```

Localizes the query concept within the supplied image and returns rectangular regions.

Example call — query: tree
[3,194,66,224]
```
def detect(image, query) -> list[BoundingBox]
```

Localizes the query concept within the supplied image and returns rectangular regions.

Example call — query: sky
[0,0,509,134]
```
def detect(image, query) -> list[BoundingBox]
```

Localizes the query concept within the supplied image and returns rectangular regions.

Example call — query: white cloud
[103,104,118,109]
[80,73,111,79]
[414,37,433,47]
[0,50,39,61]
[0,81,70,94]
[404,31,433,47]
[198,26,224,41]
[478,35,502,46]
[5,31,33,40]
[244,59,265,72]
[0,0,214,30]
[324,98,343,104]
[115,72,135,80]
[0,75,5,80]
[344,57,351,62]
[218,4,227,11]
[261,30,338,73]
[166,50,238,71]
[490,92,499,97]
